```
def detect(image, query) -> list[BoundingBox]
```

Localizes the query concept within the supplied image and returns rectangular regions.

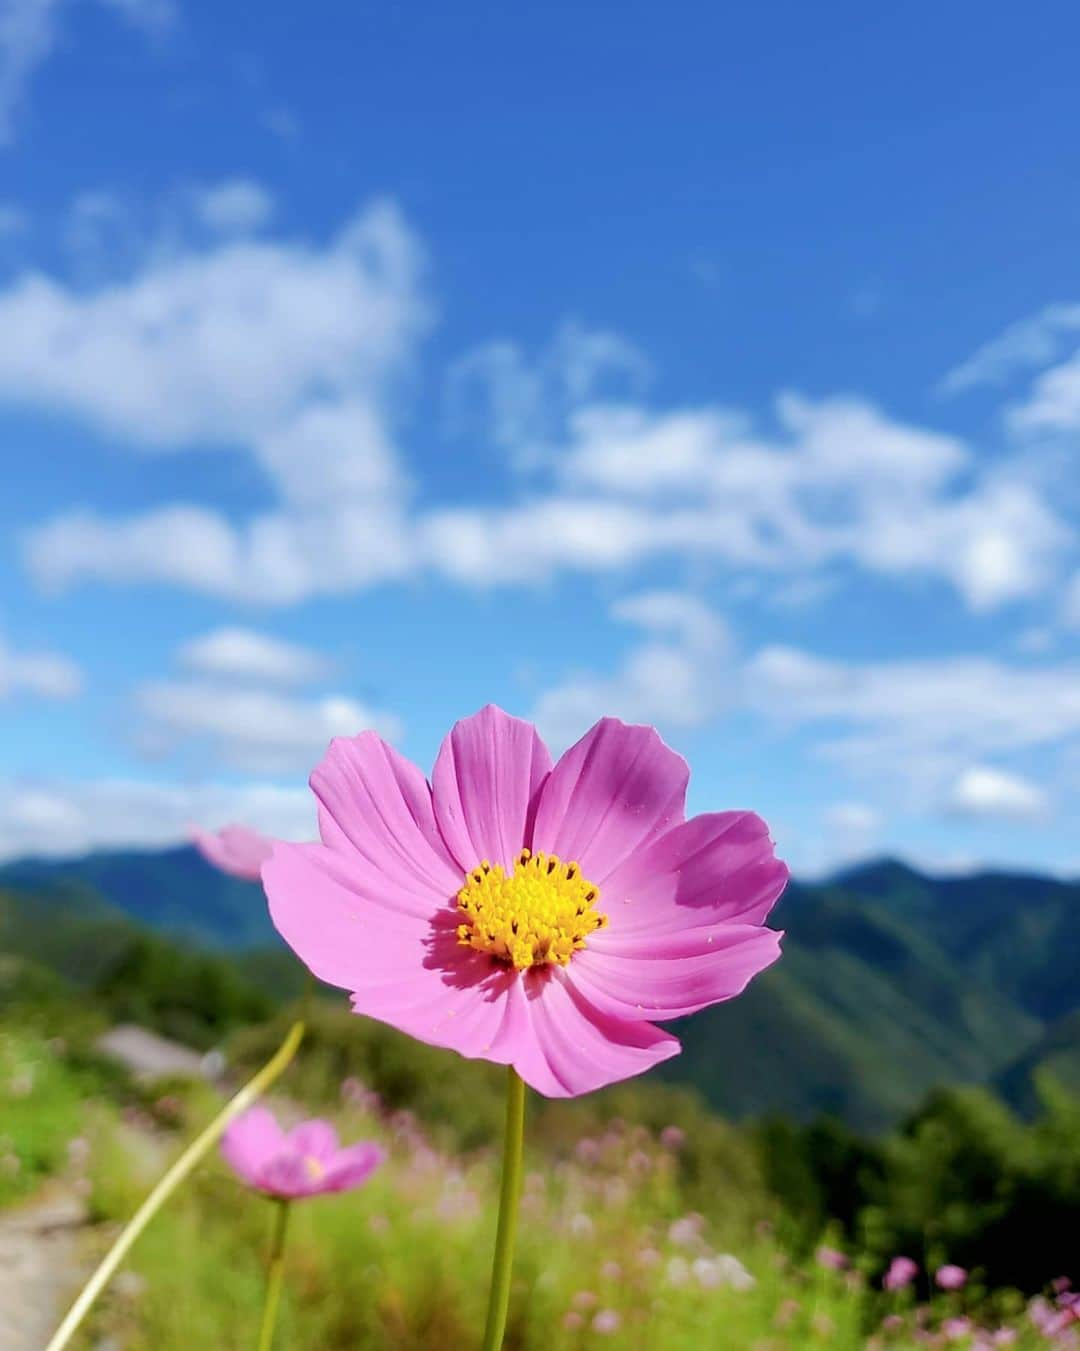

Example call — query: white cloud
[193,179,274,235]
[824,801,881,834]
[549,392,1067,611]
[1064,571,1080,629]
[178,627,329,686]
[0,199,424,452]
[746,646,1080,796]
[17,199,427,601]
[0,632,81,698]
[0,778,312,862]
[444,321,650,466]
[137,680,401,774]
[1,0,172,146]
[946,765,1049,821]
[941,303,1080,393]
[9,217,1072,611]
[1011,349,1080,433]
[531,590,728,749]
[0,0,61,145]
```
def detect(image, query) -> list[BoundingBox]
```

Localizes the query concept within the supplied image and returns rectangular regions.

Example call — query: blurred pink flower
[882,1314,905,1332]
[592,1310,621,1335]
[941,1317,973,1341]
[221,1106,383,1200]
[562,1311,584,1330]
[572,1290,598,1310]
[191,823,275,881]
[936,1265,968,1291]
[263,706,787,1097]
[669,1213,706,1247]
[601,1261,622,1282]
[660,1124,686,1151]
[817,1245,849,1271]
[575,1137,601,1164]
[666,1256,691,1286]
[884,1256,919,1291]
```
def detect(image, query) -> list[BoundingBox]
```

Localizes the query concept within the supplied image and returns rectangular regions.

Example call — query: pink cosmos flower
[191,823,275,881]
[264,706,787,1098]
[221,1106,384,1200]
[884,1256,919,1291]
[936,1264,968,1291]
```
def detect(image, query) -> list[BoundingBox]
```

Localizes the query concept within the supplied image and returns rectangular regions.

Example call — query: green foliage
[0,1029,93,1207]
[0,885,279,1050]
[763,1079,1080,1295]
[93,932,274,1049]
[8,849,1080,1131]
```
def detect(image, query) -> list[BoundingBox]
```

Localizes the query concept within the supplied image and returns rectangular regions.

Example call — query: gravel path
[0,1183,87,1351]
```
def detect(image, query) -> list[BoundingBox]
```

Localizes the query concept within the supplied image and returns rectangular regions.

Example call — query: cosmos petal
[530,718,688,884]
[431,705,553,872]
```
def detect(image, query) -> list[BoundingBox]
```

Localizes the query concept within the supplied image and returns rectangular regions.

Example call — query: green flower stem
[45,1016,306,1351]
[480,1066,527,1351]
[256,1198,291,1351]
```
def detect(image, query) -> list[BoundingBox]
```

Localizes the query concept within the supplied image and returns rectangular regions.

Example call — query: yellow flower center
[455,849,608,970]
[304,1156,325,1180]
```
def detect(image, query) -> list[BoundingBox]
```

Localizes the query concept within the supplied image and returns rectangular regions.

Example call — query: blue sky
[0,0,1078,875]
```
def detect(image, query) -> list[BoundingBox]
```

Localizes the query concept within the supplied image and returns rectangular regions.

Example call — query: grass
[0,1028,94,1209]
[66,1070,1073,1349]
[6,1009,1075,1348]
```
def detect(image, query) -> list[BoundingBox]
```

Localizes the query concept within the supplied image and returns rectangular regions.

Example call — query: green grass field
[4,1014,1075,1349]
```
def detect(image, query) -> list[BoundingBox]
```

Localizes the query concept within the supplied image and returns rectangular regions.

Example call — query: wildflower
[941,1317,973,1341]
[884,1256,919,1291]
[817,1245,849,1271]
[666,1256,691,1286]
[881,1314,905,1332]
[220,1106,383,1200]
[936,1265,968,1291]
[592,1310,621,1335]
[263,706,786,1096]
[562,1311,584,1330]
[575,1138,601,1164]
[191,823,275,881]
[694,1257,723,1289]
[715,1254,756,1290]
[660,1125,686,1151]
[601,1261,622,1282]
[669,1213,706,1247]
[571,1291,598,1310]
[569,1212,594,1238]
[637,1247,662,1269]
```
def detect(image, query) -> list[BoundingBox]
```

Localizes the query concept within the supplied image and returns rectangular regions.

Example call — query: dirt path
[0,1182,87,1351]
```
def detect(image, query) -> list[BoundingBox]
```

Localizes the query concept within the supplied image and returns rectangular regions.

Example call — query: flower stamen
[455,849,607,970]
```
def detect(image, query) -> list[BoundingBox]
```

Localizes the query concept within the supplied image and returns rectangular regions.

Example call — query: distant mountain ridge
[1,847,1076,1130]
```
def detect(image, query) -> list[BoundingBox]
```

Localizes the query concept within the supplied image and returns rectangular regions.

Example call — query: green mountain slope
[0,846,269,949]
[662,889,1039,1130]
[2,848,1075,1128]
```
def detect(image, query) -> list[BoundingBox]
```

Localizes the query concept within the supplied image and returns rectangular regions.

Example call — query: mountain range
[1,847,1076,1130]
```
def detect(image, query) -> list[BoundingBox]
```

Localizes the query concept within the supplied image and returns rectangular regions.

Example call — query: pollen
[455,849,608,970]
[304,1155,326,1180]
